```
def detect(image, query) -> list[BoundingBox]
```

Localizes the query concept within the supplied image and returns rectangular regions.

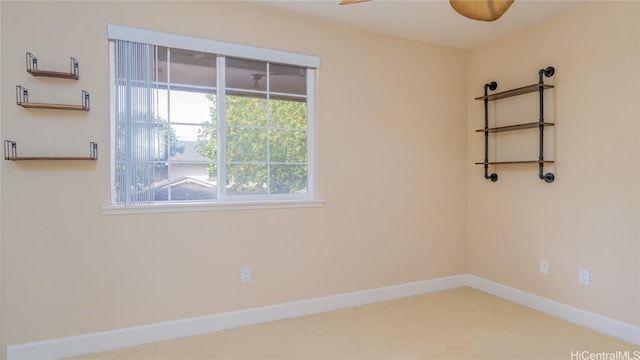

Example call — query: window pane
[269,98,307,129]
[169,180,217,201]
[153,121,170,161]
[167,125,211,160]
[226,164,267,195]
[226,58,267,91]
[154,162,217,201]
[195,125,217,169]
[270,129,307,163]
[270,164,307,194]
[157,47,216,88]
[169,90,215,125]
[270,63,306,95]
[226,127,267,162]
[226,95,267,126]
[157,91,216,129]
[169,123,210,143]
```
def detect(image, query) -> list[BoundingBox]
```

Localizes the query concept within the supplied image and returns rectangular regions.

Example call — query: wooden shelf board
[7,156,96,161]
[475,122,555,133]
[18,103,88,111]
[475,84,554,101]
[28,69,79,80]
[475,160,555,165]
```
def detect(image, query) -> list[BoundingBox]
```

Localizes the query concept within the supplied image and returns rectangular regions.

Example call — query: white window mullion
[166,48,173,202]
[108,41,118,205]
[124,42,133,204]
[306,68,316,197]
[266,62,271,195]
[217,56,227,199]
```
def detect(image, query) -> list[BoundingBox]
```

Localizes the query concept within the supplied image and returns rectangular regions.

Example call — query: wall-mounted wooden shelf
[475,122,555,133]
[475,160,555,165]
[26,52,79,80]
[4,140,98,161]
[17,103,88,111]
[16,86,90,111]
[474,84,554,101]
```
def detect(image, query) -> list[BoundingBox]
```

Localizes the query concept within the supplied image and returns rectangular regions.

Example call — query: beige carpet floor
[69,287,638,359]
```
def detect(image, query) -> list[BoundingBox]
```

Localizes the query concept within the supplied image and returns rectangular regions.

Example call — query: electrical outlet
[539,259,549,274]
[579,268,590,286]
[241,267,252,284]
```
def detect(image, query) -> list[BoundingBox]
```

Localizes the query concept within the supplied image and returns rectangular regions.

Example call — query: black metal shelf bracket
[26,52,79,79]
[89,141,98,160]
[82,90,90,110]
[16,85,28,105]
[483,81,498,182]
[4,140,16,160]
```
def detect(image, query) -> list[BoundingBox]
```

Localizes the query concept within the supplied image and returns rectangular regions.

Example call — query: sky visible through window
[157,89,213,141]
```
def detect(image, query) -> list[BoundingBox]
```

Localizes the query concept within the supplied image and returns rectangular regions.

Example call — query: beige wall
[0,1,467,352]
[2,0,639,356]
[466,1,640,327]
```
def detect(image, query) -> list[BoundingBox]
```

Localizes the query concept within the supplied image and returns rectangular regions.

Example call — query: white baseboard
[465,275,640,346]
[6,274,467,360]
[7,274,639,359]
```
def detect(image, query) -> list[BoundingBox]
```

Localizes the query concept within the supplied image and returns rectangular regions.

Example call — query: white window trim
[107,24,320,69]
[102,199,324,215]
[105,25,323,212]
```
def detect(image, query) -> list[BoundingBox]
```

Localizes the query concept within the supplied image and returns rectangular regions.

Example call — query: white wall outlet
[579,268,590,286]
[241,267,252,284]
[539,259,549,274]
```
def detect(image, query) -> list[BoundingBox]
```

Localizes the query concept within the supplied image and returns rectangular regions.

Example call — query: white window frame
[103,25,323,214]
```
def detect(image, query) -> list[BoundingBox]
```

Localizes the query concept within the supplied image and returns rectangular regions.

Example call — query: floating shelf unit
[26,52,79,80]
[4,140,98,161]
[16,85,90,111]
[475,66,556,183]
[5,53,96,163]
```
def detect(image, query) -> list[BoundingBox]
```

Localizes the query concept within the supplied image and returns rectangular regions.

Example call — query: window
[107,25,319,209]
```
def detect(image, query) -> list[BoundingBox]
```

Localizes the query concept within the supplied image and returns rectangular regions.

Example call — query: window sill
[102,198,325,215]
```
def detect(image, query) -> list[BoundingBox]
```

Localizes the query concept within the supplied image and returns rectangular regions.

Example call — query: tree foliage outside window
[197,95,308,195]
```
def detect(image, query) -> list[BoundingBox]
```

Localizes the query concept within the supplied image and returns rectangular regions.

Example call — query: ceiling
[253,0,589,49]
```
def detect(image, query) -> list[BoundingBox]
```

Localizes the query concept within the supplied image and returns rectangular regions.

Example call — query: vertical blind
[113,40,157,205]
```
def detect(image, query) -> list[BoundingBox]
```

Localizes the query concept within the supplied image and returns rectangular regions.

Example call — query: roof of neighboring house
[154,176,217,201]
